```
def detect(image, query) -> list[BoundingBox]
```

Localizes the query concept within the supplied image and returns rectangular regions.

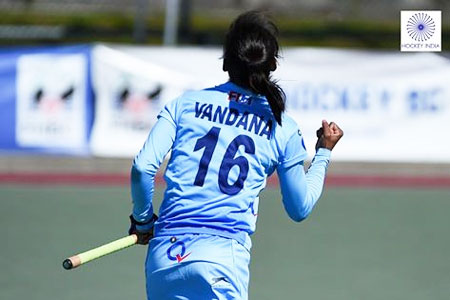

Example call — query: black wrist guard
[129,213,158,226]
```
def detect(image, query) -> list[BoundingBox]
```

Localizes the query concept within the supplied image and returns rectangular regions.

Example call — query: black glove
[315,126,324,151]
[128,214,158,245]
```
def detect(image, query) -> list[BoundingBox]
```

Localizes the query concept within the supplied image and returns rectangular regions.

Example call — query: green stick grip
[63,234,138,270]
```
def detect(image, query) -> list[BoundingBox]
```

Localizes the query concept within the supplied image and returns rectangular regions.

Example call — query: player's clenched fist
[315,119,344,151]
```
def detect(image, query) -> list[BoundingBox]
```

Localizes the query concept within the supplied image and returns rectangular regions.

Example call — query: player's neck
[229,76,251,92]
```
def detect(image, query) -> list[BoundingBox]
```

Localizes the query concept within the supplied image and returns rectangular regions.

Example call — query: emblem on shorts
[167,240,191,263]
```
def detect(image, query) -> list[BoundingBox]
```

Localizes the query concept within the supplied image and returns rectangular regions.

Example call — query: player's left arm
[277,120,343,222]
[278,149,330,222]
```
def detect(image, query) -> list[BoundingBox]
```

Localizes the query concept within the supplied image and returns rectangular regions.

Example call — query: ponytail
[223,11,286,125]
[249,72,285,125]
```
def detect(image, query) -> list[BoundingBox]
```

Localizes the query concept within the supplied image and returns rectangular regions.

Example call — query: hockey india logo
[407,12,435,42]
[167,240,192,263]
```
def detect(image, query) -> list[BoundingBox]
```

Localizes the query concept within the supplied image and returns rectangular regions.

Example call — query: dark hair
[223,11,285,125]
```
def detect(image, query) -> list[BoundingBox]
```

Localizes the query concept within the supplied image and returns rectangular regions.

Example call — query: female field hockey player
[128,11,343,300]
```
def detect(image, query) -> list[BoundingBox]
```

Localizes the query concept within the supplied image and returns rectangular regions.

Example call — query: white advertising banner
[16,53,87,150]
[90,45,216,157]
[91,45,450,162]
[277,48,450,162]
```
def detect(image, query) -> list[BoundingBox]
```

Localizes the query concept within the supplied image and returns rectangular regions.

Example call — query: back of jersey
[154,82,306,249]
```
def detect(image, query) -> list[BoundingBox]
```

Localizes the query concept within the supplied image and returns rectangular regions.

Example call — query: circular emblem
[167,241,186,260]
[407,12,435,42]
[166,240,191,263]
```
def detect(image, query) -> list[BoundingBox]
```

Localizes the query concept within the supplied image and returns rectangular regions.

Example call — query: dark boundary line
[0,173,449,188]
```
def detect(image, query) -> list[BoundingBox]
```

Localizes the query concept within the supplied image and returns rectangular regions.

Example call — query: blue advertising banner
[0,45,93,155]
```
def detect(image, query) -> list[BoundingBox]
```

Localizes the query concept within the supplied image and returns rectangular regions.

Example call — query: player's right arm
[277,120,343,222]
[130,98,179,239]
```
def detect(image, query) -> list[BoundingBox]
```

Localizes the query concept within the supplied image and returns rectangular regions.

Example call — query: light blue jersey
[131,81,331,299]
[133,82,308,250]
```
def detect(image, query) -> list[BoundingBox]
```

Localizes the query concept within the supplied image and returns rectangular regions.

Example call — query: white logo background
[16,54,87,149]
[401,10,441,52]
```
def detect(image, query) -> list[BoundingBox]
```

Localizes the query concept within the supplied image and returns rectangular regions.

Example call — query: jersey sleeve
[157,96,180,127]
[278,128,308,169]
[276,116,330,222]
[277,148,331,222]
[131,103,177,229]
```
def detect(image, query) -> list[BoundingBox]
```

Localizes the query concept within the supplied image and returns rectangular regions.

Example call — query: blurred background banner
[1,44,449,161]
[89,45,224,157]
[0,44,93,155]
[88,45,450,161]
[277,48,450,162]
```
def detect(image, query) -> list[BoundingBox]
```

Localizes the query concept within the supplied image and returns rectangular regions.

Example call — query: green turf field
[1,185,449,299]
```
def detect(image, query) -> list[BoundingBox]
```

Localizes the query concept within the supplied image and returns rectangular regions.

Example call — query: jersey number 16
[193,126,255,195]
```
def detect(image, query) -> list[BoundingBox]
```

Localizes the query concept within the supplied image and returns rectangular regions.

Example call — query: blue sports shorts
[145,233,251,300]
